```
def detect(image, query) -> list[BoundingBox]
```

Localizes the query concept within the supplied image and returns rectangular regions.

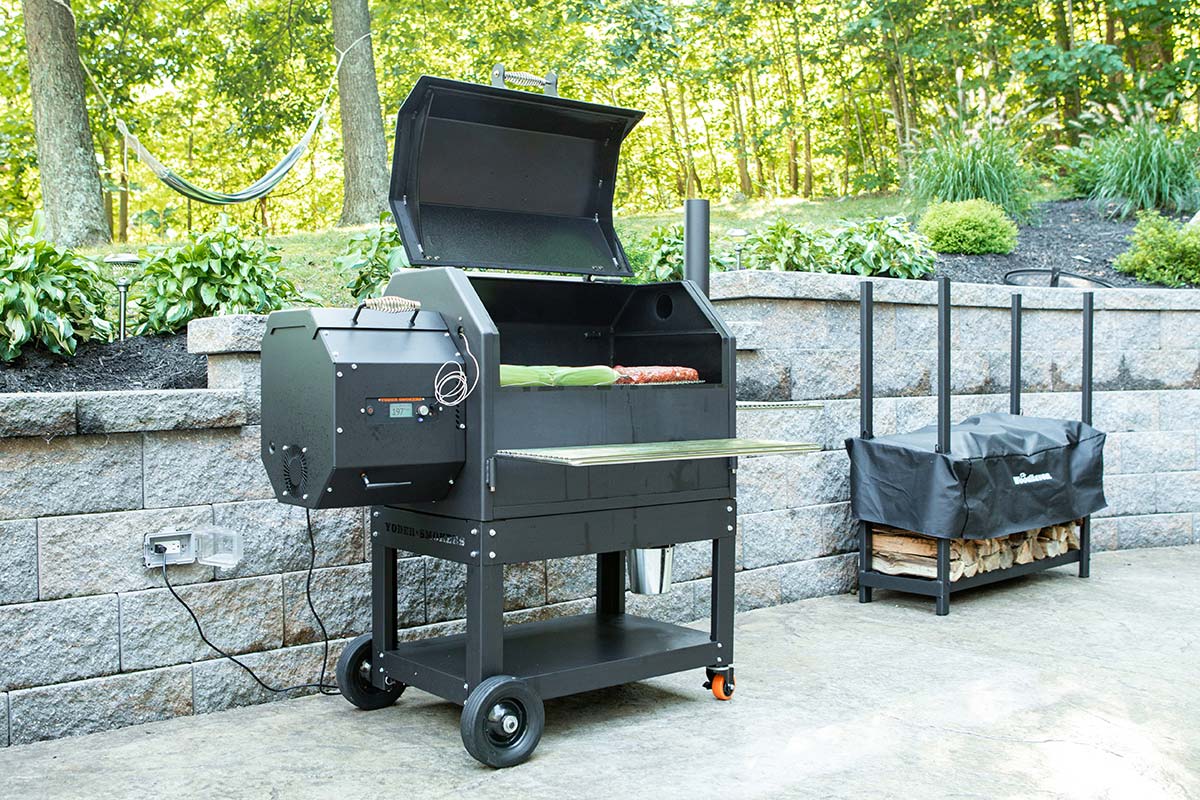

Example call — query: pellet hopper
[259,67,816,767]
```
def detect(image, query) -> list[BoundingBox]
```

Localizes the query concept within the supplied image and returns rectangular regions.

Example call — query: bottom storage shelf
[870,521,1082,583]
[381,613,718,704]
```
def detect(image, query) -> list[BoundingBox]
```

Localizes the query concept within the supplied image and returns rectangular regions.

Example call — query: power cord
[157,507,339,695]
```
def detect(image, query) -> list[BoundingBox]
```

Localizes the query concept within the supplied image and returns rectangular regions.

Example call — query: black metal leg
[935,538,951,616]
[1079,518,1091,578]
[596,551,626,616]
[371,537,397,689]
[858,522,873,603]
[711,536,735,663]
[465,563,504,689]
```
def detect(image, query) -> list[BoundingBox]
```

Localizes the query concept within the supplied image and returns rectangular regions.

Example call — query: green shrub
[1113,211,1200,287]
[745,216,934,279]
[746,219,832,272]
[134,218,315,334]
[827,217,936,279]
[641,223,684,281]
[908,126,1035,221]
[0,212,113,361]
[336,213,409,301]
[1090,120,1200,219]
[918,200,1018,254]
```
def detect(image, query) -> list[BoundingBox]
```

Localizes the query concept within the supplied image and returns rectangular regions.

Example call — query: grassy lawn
[83,194,913,306]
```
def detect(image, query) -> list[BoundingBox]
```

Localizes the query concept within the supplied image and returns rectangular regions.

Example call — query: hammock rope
[50,0,368,205]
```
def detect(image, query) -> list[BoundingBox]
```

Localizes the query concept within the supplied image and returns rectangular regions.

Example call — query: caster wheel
[336,633,405,710]
[461,676,544,768]
[704,666,735,700]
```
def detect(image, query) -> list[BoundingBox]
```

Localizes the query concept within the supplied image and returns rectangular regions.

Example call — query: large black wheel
[460,676,544,768]
[336,634,405,711]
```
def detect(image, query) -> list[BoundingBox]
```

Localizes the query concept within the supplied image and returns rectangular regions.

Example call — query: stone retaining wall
[0,271,1195,746]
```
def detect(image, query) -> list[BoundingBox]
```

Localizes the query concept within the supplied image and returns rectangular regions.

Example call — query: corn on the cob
[499,365,556,386]
[551,365,620,386]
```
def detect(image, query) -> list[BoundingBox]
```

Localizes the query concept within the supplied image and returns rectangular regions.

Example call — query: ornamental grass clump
[908,125,1035,221]
[1090,119,1200,219]
[918,199,1018,254]
[0,212,113,361]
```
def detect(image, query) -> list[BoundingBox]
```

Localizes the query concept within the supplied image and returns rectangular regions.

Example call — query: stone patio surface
[2,546,1196,800]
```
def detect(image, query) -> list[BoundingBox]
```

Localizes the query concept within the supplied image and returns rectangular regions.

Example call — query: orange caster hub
[703,667,735,700]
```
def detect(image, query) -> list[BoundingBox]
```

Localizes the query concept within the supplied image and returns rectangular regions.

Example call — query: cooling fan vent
[281,446,308,495]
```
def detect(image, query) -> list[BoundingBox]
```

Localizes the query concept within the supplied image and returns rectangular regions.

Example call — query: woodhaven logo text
[1012,472,1053,486]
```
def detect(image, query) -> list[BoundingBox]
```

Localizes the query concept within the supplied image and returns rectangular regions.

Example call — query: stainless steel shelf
[495,437,819,467]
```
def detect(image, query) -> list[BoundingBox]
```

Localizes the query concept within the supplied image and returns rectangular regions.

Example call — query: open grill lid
[389,74,644,277]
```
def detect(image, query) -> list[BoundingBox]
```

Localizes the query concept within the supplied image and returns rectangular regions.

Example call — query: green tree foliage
[133,219,315,334]
[918,200,1018,254]
[1114,212,1200,287]
[0,212,113,360]
[1,0,1199,233]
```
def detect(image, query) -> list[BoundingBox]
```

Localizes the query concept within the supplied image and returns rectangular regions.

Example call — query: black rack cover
[845,412,1106,539]
[389,75,644,277]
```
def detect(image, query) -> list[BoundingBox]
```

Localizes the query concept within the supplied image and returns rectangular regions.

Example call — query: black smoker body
[261,70,809,767]
[847,277,1106,615]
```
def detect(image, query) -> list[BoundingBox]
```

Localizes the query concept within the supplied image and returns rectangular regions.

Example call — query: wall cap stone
[187,315,267,355]
[0,393,76,438]
[77,389,246,434]
[711,270,1200,311]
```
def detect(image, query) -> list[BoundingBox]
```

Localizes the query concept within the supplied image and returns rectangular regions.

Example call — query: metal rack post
[936,277,951,454]
[1080,291,1094,579]
[858,281,874,604]
[1010,294,1022,415]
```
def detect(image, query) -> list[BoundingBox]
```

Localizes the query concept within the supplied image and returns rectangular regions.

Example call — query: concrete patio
[2,545,1197,800]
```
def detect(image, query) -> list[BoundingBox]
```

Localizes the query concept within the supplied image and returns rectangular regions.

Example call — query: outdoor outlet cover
[143,530,197,568]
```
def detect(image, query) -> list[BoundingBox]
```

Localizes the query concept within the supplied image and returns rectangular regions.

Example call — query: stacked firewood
[870,522,1081,582]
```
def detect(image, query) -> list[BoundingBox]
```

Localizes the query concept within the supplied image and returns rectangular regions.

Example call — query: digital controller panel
[366,397,435,421]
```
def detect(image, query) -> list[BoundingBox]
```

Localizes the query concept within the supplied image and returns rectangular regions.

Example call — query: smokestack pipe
[683,199,710,297]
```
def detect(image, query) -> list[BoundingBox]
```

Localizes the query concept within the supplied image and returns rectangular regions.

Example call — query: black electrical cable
[159,507,339,695]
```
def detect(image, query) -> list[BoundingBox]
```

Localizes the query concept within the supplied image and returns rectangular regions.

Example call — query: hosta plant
[0,212,113,361]
[336,213,409,301]
[134,218,316,334]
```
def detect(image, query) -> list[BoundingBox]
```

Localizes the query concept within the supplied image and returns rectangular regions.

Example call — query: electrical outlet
[143,530,196,568]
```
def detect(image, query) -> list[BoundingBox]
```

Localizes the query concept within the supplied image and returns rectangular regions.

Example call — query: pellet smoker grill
[259,69,813,767]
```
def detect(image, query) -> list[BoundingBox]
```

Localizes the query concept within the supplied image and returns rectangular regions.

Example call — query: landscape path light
[103,253,143,341]
[728,228,749,270]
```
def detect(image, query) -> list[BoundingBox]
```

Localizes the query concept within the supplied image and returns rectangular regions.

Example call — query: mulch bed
[933,198,1163,289]
[0,333,207,394]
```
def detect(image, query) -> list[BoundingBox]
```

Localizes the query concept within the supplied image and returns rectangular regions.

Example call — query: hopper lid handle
[351,295,422,326]
[491,63,558,97]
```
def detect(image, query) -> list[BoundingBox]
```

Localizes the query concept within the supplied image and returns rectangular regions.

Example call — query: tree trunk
[21,0,109,246]
[675,82,701,198]
[728,86,753,197]
[332,0,389,226]
[118,135,128,243]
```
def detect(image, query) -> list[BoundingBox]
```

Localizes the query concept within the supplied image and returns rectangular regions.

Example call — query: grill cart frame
[853,277,1098,616]
[262,72,816,768]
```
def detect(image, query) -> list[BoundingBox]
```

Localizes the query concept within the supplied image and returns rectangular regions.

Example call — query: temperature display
[389,403,413,419]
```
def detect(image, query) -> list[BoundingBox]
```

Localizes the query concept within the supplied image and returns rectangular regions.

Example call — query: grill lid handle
[491,63,558,97]
[351,295,421,326]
